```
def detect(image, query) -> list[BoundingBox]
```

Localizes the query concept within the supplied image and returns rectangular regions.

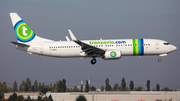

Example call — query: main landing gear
[91,58,97,65]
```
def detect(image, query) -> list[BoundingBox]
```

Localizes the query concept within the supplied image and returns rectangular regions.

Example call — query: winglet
[65,36,70,41]
[68,29,77,41]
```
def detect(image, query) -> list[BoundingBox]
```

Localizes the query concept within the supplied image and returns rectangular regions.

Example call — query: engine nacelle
[103,50,121,60]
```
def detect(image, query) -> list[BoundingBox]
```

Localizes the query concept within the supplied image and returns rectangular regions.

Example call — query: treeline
[0,77,178,93]
[0,92,53,101]
[100,78,164,91]
[0,92,87,101]
[0,78,67,93]
[101,78,177,91]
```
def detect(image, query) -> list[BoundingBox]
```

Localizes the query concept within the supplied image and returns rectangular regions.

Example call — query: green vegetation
[0,82,8,93]
[85,80,90,92]
[76,95,87,101]
[12,81,18,92]
[37,96,42,101]
[57,79,67,92]
[129,80,134,91]
[113,83,119,91]
[91,86,96,91]
[48,94,53,101]
[27,95,31,101]
[134,86,143,91]
[146,80,150,91]
[121,77,126,91]
[6,92,54,101]
[73,86,79,92]
[1,77,177,94]
[34,80,38,92]
[0,91,4,100]
[156,83,160,91]
[105,78,112,91]
[80,85,83,92]
[101,85,104,91]
[161,87,174,91]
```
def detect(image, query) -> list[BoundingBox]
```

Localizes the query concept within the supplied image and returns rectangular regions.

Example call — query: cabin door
[155,41,159,49]
[40,45,44,53]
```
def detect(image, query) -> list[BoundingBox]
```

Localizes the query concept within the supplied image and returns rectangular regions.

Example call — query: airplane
[10,13,177,64]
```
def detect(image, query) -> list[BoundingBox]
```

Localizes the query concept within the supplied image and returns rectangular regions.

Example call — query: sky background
[0,0,180,90]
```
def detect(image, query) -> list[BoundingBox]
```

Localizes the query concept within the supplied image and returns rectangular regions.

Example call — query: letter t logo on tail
[23,26,27,36]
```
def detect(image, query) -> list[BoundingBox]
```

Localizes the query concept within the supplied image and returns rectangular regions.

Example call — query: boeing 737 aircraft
[10,13,177,64]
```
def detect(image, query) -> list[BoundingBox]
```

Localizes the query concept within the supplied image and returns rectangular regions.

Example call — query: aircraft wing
[68,30,105,56]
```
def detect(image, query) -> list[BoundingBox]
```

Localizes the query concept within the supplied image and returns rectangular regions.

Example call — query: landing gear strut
[91,58,97,64]
[158,58,162,62]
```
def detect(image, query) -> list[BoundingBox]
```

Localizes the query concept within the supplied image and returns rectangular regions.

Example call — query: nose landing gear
[91,58,97,64]
[158,58,162,62]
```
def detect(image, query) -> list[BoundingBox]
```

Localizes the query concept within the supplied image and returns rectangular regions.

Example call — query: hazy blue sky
[0,0,180,90]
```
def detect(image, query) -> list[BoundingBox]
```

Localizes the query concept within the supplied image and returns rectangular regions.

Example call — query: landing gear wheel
[91,58,97,64]
[158,58,162,62]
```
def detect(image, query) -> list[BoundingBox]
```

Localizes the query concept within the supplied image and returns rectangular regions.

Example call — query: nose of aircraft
[171,45,177,51]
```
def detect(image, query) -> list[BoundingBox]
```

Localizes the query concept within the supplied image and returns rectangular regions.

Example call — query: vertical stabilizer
[10,13,52,43]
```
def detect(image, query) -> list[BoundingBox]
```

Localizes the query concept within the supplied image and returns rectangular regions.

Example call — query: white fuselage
[9,13,177,64]
[17,39,177,58]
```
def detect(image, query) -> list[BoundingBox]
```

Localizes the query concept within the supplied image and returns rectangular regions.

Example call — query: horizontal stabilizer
[10,41,30,47]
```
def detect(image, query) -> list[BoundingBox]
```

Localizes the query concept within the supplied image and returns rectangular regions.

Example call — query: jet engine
[103,50,121,60]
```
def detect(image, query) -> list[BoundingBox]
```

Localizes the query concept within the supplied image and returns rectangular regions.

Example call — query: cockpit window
[164,43,170,45]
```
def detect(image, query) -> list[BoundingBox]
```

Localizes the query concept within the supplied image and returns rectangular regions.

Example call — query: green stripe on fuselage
[133,39,136,55]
